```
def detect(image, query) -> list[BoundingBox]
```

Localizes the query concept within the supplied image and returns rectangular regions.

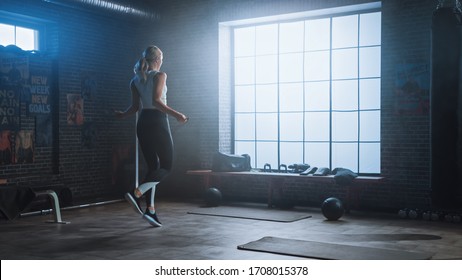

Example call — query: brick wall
[153,0,445,211]
[1,0,155,204]
[1,0,458,212]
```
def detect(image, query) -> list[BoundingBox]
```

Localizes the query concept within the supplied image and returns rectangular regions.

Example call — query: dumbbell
[444,213,461,223]
[444,213,453,223]
[431,211,444,221]
[422,211,432,221]
[398,208,409,219]
[408,209,422,219]
[452,214,461,223]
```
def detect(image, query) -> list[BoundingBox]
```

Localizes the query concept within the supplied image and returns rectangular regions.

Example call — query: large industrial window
[233,11,381,174]
[0,22,40,51]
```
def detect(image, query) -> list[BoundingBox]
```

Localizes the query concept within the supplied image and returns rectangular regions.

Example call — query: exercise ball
[321,197,344,221]
[204,187,222,206]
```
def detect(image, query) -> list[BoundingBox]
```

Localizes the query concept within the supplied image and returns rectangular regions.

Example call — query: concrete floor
[1,199,462,260]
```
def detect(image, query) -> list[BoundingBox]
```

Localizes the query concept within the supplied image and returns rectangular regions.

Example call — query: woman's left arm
[152,72,188,123]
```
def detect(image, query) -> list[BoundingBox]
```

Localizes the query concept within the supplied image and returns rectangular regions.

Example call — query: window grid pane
[233,10,381,174]
[0,23,39,51]
[0,23,15,46]
[16,26,36,51]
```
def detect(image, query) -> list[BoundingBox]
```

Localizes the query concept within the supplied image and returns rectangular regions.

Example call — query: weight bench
[34,190,70,224]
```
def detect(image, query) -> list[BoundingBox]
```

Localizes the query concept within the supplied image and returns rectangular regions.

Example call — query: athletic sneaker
[124,192,142,215]
[143,209,162,227]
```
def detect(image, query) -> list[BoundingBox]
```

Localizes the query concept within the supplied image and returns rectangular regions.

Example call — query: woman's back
[133,70,167,110]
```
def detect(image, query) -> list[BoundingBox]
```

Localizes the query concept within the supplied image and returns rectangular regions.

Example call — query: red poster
[67,94,84,125]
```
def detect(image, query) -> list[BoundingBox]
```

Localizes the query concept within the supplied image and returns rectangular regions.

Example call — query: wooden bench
[186,169,385,211]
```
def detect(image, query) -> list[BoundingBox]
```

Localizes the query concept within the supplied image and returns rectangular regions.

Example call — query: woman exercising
[115,45,188,227]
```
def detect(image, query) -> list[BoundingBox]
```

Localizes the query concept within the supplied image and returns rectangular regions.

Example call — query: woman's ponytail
[134,57,148,81]
[134,45,161,81]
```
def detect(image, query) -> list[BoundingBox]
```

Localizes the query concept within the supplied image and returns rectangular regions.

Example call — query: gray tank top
[132,70,167,110]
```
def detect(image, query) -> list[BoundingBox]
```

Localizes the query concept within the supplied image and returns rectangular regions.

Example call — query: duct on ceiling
[42,0,160,21]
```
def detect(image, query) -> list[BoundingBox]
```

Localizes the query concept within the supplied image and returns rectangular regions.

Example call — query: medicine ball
[204,187,222,207]
[321,197,344,221]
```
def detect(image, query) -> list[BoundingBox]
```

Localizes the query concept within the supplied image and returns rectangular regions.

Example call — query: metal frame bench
[33,189,70,224]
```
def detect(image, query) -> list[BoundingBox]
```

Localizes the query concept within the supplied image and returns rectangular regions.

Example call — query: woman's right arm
[114,81,141,119]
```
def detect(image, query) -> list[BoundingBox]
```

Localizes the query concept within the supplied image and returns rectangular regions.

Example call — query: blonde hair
[133,45,162,80]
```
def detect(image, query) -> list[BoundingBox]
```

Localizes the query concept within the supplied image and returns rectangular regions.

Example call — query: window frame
[230,5,381,175]
[0,11,47,51]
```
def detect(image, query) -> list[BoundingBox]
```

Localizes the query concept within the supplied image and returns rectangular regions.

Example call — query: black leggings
[137,109,173,203]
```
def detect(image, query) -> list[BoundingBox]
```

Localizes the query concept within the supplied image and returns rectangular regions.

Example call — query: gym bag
[212,151,251,172]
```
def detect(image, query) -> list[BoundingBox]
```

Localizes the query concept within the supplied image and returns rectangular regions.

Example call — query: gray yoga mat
[306,233,442,242]
[238,236,434,260]
[188,206,312,222]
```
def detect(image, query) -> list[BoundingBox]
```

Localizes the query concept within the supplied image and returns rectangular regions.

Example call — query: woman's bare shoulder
[154,71,167,80]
